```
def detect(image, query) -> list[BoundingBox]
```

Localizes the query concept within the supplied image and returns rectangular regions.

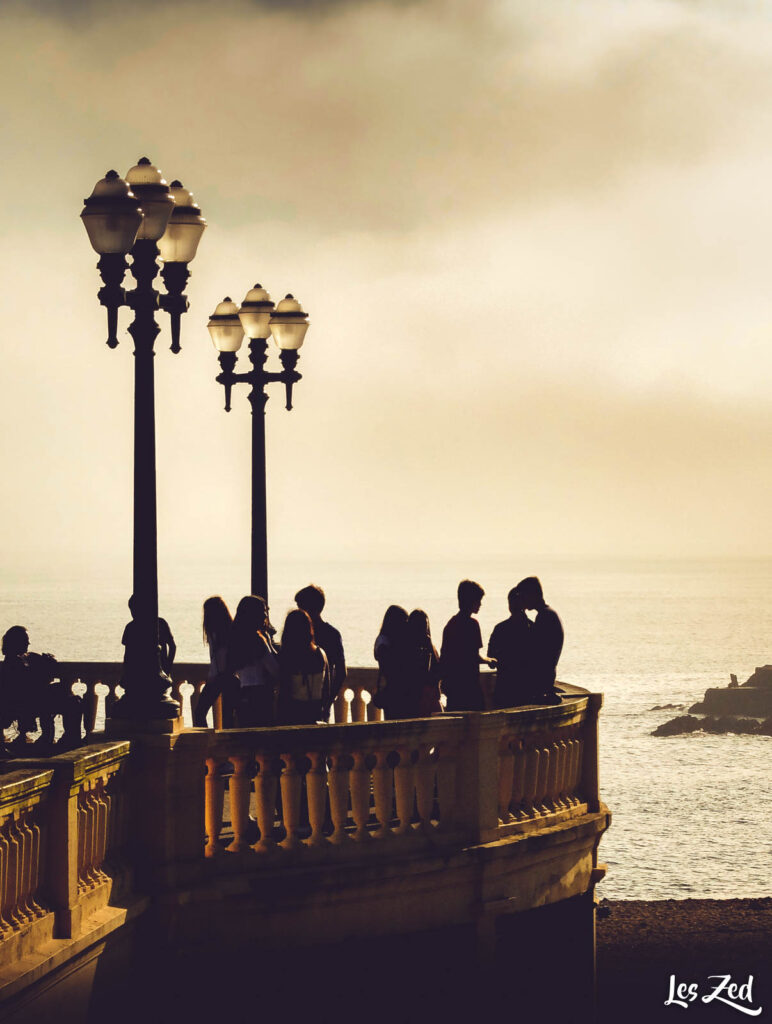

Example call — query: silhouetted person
[517,576,563,704]
[440,580,493,712]
[373,605,410,718]
[406,609,443,717]
[121,594,177,677]
[278,609,330,725]
[193,596,239,728]
[294,584,346,704]
[488,586,532,708]
[228,595,279,727]
[0,626,83,751]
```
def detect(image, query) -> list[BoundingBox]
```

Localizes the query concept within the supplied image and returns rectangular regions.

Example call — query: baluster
[279,753,304,851]
[414,745,435,833]
[573,736,585,803]
[372,748,394,837]
[26,807,44,917]
[226,756,251,853]
[105,683,120,723]
[6,816,25,928]
[366,694,383,722]
[93,778,110,881]
[510,741,527,820]
[253,754,279,853]
[435,743,457,832]
[554,739,569,810]
[521,745,540,819]
[85,787,101,886]
[213,694,224,730]
[498,737,515,824]
[544,741,560,813]
[0,827,11,936]
[567,736,581,805]
[204,758,225,857]
[0,831,11,937]
[349,751,372,841]
[18,808,36,919]
[304,750,329,847]
[393,747,415,836]
[350,687,367,723]
[534,745,551,815]
[189,682,203,726]
[332,689,350,724]
[327,752,352,844]
[84,681,100,736]
[76,790,88,891]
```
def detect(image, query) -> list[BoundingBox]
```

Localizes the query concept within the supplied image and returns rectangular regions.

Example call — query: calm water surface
[1,556,770,901]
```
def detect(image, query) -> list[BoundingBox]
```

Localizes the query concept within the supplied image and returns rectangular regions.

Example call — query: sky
[1,0,771,588]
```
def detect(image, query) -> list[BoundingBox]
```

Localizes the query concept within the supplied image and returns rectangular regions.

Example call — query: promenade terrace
[0,665,610,1022]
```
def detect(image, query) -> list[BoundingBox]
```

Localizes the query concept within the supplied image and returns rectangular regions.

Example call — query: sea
[1,555,770,902]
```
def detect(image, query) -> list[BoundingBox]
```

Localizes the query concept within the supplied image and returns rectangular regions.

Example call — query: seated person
[0,626,83,751]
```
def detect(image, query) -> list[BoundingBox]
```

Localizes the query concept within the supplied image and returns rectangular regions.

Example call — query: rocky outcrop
[653,665,772,737]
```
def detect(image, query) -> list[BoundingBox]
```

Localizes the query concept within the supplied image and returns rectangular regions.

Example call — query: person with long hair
[373,604,410,719]
[227,595,279,727]
[193,596,238,727]
[277,609,330,726]
[406,609,443,717]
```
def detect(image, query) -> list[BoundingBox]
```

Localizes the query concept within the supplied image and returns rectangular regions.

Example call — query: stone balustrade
[0,741,132,975]
[205,716,466,859]
[0,768,54,967]
[56,662,385,732]
[201,685,602,862]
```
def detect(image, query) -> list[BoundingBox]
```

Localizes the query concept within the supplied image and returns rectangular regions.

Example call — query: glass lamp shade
[238,284,275,339]
[125,158,174,242]
[80,170,143,255]
[208,298,244,352]
[158,180,207,264]
[269,294,310,350]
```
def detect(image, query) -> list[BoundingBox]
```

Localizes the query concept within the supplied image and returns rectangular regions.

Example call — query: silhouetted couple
[488,577,564,707]
[374,608,443,719]
[193,584,346,728]
[0,626,84,753]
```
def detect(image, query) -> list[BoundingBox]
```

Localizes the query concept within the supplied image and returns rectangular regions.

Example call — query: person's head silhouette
[1,626,29,658]
[516,577,545,612]
[457,580,484,615]
[508,586,526,615]
[295,584,325,620]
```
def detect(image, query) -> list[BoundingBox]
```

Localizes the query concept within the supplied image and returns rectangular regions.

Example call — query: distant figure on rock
[278,609,330,725]
[294,584,346,706]
[516,577,563,704]
[488,586,532,708]
[193,596,239,728]
[0,626,83,751]
[121,594,177,677]
[227,596,279,727]
[373,605,410,718]
[440,580,495,712]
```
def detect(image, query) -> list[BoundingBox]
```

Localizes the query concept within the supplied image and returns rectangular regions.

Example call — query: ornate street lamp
[207,287,310,603]
[81,158,206,720]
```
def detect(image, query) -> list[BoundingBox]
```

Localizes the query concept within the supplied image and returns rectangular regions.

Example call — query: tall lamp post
[81,158,206,720]
[207,287,310,603]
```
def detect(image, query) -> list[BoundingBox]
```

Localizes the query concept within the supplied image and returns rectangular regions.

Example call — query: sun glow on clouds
[0,0,770,572]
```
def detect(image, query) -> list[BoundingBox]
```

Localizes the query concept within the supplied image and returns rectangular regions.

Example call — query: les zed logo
[665,974,762,1016]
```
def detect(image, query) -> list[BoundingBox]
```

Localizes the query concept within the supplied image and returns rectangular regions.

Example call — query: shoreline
[597,898,771,1022]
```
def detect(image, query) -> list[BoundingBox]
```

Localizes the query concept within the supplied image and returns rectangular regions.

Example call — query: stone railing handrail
[5,741,132,948]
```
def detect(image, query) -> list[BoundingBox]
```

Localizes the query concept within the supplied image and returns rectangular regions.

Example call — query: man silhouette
[516,576,563,704]
[440,579,494,711]
[121,595,176,676]
[294,584,346,708]
[487,586,532,708]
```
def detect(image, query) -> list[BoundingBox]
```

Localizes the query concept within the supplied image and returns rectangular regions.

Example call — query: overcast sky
[1,0,770,585]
